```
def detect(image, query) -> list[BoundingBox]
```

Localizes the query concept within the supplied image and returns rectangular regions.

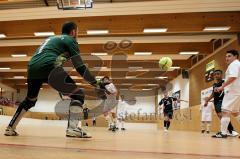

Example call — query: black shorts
[27,68,77,99]
[214,100,222,114]
[84,115,88,120]
[164,111,173,119]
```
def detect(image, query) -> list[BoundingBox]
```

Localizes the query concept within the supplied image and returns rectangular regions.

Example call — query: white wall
[17,88,102,112]
[170,75,189,108]
[119,90,156,115]
[13,77,189,113]
[158,75,189,109]
[17,88,156,114]
[18,89,61,112]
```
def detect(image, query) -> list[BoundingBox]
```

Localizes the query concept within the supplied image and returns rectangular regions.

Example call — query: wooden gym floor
[0,116,239,159]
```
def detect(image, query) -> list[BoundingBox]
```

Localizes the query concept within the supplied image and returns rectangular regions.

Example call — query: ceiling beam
[0,60,190,68]
[0,54,192,63]
[0,42,213,56]
[0,70,177,79]
[0,0,240,21]
[0,34,235,47]
[0,12,239,38]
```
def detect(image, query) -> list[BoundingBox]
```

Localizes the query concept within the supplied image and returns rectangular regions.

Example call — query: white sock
[116,120,120,128]
[77,121,82,128]
[206,123,211,132]
[105,115,112,127]
[121,121,125,128]
[12,109,26,130]
[221,117,230,135]
[201,122,205,131]
[113,118,117,127]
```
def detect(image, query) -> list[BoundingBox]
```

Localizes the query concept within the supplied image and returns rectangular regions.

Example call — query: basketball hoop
[57,0,93,10]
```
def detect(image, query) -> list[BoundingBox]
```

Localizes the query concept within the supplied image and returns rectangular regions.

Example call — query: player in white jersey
[100,76,119,132]
[212,50,240,138]
[117,95,127,131]
[200,98,213,134]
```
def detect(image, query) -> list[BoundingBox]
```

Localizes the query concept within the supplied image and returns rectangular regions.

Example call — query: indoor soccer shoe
[76,127,92,138]
[4,127,19,136]
[66,128,92,138]
[212,132,227,138]
[232,131,239,137]
[227,131,239,137]
[111,125,117,132]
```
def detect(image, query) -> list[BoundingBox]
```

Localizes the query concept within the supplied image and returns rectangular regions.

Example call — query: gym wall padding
[157,105,240,132]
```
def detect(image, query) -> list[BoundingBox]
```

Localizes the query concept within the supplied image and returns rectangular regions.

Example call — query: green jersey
[28,34,79,79]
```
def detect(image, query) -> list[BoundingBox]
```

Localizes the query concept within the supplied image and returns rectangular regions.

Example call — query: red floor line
[0,142,239,158]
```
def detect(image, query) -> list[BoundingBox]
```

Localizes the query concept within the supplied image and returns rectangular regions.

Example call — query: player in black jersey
[159,91,186,132]
[83,107,90,126]
[204,70,238,137]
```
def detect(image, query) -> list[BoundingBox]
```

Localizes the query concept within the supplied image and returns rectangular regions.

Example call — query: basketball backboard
[57,0,93,10]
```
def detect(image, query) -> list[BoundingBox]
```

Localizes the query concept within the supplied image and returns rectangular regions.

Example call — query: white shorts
[117,112,126,120]
[201,113,212,122]
[103,95,118,113]
[222,92,240,113]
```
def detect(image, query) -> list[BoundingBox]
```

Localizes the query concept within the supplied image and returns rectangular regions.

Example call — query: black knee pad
[70,96,84,105]
[70,89,85,104]
[20,98,37,111]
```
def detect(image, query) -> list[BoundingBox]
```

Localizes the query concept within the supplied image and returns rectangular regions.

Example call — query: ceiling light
[0,67,10,70]
[71,76,79,79]
[179,51,199,55]
[126,76,136,79]
[0,34,6,38]
[142,89,152,91]
[155,76,168,79]
[13,76,24,79]
[11,54,27,57]
[143,28,168,33]
[137,69,150,72]
[94,66,108,69]
[96,76,104,79]
[34,32,55,36]
[91,53,108,56]
[134,52,152,55]
[147,84,159,86]
[203,26,231,31]
[170,66,181,69]
[87,30,109,35]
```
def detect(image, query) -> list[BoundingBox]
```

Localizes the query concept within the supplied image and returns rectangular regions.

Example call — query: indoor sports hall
[0,0,240,159]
